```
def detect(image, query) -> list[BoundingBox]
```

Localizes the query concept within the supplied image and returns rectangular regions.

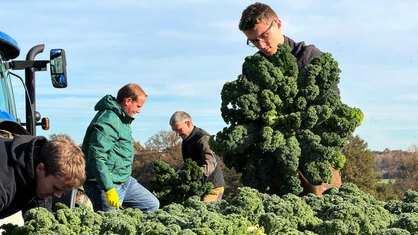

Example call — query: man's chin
[260,50,274,58]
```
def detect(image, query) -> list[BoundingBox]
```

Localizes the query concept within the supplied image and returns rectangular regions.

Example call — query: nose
[54,191,64,198]
[258,40,268,49]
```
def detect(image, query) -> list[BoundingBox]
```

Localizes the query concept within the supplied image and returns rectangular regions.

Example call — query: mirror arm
[10,60,50,71]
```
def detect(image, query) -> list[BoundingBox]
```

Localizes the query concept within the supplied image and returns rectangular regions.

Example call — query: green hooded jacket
[82,95,134,192]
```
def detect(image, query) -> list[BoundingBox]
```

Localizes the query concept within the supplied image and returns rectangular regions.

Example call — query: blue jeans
[86,177,159,213]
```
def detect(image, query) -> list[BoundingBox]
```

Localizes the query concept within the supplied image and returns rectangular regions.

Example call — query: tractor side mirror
[50,49,67,88]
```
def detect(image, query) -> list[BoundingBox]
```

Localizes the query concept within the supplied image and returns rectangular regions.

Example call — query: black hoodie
[0,135,47,219]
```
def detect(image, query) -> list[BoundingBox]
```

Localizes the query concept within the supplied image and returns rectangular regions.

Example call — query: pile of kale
[2,184,417,235]
[148,158,214,207]
[210,44,363,194]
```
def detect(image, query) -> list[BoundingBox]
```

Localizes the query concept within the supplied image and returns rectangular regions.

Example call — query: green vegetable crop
[148,158,214,207]
[2,184,417,235]
[209,44,364,194]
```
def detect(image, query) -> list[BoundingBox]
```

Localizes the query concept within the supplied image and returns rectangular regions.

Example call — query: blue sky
[2,0,417,151]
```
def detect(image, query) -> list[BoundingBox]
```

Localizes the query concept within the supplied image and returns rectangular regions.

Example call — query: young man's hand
[105,188,120,209]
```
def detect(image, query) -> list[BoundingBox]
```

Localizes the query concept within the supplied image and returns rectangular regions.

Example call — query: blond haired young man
[0,136,85,219]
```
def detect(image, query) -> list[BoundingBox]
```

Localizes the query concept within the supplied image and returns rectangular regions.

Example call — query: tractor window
[0,52,17,119]
[0,53,8,113]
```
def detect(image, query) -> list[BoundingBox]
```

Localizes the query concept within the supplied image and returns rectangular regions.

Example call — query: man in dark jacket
[82,83,159,213]
[238,2,342,196]
[169,111,225,201]
[0,135,85,219]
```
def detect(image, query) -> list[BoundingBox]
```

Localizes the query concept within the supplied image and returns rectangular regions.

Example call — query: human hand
[105,188,120,209]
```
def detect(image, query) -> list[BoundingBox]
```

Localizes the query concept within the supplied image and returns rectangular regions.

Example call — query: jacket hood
[7,135,48,185]
[94,95,133,123]
[0,135,47,218]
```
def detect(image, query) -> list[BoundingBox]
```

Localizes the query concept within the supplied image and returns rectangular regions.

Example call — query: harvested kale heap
[149,158,214,207]
[2,185,417,235]
[210,44,364,195]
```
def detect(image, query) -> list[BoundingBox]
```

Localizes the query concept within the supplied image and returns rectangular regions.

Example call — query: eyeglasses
[246,20,276,47]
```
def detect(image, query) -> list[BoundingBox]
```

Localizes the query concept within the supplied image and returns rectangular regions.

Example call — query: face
[171,120,193,139]
[35,163,73,198]
[244,19,283,58]
[122,96,146,118]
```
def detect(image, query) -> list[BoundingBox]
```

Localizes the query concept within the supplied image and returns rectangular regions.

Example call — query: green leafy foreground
[2,183,417,235]
[210,44,364,195]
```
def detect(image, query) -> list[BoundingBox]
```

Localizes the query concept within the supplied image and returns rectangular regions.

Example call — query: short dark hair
[239,2,278,31]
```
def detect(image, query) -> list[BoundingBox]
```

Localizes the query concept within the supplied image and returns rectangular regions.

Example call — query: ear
[276,19,282,29]
[185,120,191,127]
[36,163,45,174]
[124,97,132,105]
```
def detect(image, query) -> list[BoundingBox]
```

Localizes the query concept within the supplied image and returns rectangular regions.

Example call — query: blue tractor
[0,30,67,136]
[0,31,81,220]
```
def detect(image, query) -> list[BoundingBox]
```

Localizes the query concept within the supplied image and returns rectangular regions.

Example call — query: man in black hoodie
[0,135,85,219]
[170,111,225,201]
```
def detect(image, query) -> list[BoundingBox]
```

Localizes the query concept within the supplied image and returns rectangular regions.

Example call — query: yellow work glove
[104,188,120,209]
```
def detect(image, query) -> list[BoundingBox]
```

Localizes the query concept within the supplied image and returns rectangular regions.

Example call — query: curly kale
[135,220,167,235]
[183,199,252,234]
[22,207,59,234]
[5,207,61,235]
[373,228,411,235]
[389,213,418,234]
[385,190,418,216]
[188,208,240,234]
[263,194,322,231]
[54,206,81,233]
[300,183,394,235]
[140,194,252,235]
[149,158,214,207]
[54,203,103,234]
[210,43,363,194]
[258,212,296,234]
[222,187,267,225]
[402,190,418,204]
[99,211,136,235]
[3,186,418,235]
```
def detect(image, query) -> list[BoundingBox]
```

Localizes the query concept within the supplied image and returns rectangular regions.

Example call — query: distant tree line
[341,135,418,201]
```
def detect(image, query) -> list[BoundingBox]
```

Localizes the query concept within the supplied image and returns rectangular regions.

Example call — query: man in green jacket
[82,83,159,212]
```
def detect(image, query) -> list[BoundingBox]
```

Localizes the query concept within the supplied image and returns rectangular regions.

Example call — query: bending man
[0,136,85,219]
[170,111,225,201]
[82,83,159,212]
